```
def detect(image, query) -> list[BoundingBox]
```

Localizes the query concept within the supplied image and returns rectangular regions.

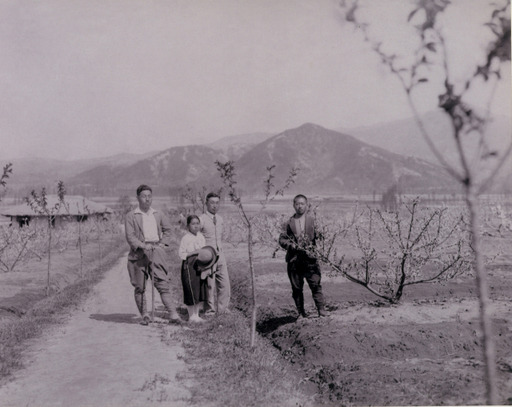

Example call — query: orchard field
[0,217,125,325]
[0,194,511,405]
[221,197,512,405]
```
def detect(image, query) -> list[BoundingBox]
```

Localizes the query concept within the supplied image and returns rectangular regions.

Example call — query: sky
[0,0,510,161]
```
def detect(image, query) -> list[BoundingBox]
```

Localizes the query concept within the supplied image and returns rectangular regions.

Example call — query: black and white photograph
[0,0,511,406]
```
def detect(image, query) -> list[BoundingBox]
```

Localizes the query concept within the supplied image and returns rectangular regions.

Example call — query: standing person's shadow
[257,315,297,335]
[90,305,178,324]
[89,313,139,324]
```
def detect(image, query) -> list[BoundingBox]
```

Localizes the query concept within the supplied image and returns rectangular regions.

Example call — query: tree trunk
[78,221,83,278]
[97,223,102,274]
[248,225,257,348]
[466,192,498,404]
[46,218,52,297]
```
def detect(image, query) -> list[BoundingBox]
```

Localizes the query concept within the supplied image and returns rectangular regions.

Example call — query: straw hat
[195,246,219,272]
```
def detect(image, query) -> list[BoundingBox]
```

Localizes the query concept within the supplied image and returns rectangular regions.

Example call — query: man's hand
[142,242,166,251]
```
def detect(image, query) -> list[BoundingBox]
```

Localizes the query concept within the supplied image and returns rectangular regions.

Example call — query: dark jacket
[125,208,172,261]
[278,214,318,263]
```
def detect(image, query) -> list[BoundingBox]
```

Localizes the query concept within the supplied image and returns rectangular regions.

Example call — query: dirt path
[0,256,192,407]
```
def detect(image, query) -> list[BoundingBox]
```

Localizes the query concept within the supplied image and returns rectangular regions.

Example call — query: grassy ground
[165,313,309,407]
[162,239,312,407]
[0,234,126,381]
[165,221,512,406]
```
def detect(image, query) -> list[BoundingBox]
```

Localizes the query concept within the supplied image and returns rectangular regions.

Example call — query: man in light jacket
[125,184,181,325]
[199,192,231,316]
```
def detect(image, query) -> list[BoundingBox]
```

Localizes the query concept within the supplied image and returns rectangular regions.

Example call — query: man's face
[137,190,152,212]
[206,197,220,215]
[293,197,307,216]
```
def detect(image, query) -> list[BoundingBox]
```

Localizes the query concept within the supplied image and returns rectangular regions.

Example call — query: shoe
[318,309,329,317]
[169,310,183,324]
[218,309,232,315]
[169,316,182,325]
[140,315,150,326]
[169,309,181,320]
[296,312,308,321]
[204,310,216,317]
[188,315,205,323]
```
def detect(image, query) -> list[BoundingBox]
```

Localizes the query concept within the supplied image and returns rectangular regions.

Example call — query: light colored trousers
[205,252,230,313]
[127,246,176,317]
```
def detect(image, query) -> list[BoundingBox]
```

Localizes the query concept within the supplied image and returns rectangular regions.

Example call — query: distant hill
[83,123,455,196]
[344,110,511,191]
[67,145,228,195]
[208,132,274,160]
[232,123,456,196]
[2,152,158,194]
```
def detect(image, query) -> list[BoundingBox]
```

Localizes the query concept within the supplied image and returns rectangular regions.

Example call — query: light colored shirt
[199,211,223,251]
[134,207,159,243]
[178,231,206,260]
[294,215,305,236]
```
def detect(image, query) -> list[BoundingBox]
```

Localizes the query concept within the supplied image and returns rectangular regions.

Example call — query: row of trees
[0,171,121,297]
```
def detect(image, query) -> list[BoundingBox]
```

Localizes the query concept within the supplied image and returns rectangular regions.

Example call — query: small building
[0,195,113,227]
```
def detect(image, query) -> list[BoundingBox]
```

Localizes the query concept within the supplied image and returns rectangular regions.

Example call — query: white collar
[134,207,156,215]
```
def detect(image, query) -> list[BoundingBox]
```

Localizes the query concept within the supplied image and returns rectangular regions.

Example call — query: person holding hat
[199,192,231,316]
[125,184,182,325]
[178,215,218,322]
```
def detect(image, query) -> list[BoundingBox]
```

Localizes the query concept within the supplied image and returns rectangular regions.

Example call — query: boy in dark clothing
[279,194,327,319]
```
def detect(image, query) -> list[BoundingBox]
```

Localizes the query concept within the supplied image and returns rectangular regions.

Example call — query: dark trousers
[287,259,324,315]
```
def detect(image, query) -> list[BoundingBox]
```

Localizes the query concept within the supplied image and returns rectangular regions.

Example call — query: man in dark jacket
[279,194,327,319]
[125,184,181,325]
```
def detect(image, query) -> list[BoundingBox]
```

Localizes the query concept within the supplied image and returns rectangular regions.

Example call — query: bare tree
[339,0,510,403]
[74,199,87,278]
[0,227,37,273]
[0,163,13,205]
[25,181,67,296]
[116,195,133,223]
[84,203,104,275]
[304,199,472,303]
[216,161,299,347]
[180,185,221,215]
[0,163,13,201]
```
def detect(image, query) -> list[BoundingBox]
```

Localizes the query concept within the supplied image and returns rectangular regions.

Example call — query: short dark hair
[186,215,200,225]
[205,192,220,202]
[136,184,152,196]
[293,194,308,204]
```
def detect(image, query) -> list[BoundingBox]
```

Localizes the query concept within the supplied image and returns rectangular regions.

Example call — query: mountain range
[230,123,454,195]
[344,110,511,169]
[2,111,510,198]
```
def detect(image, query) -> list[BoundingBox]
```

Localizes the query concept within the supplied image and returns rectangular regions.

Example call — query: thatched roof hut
[0,195,113,227]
